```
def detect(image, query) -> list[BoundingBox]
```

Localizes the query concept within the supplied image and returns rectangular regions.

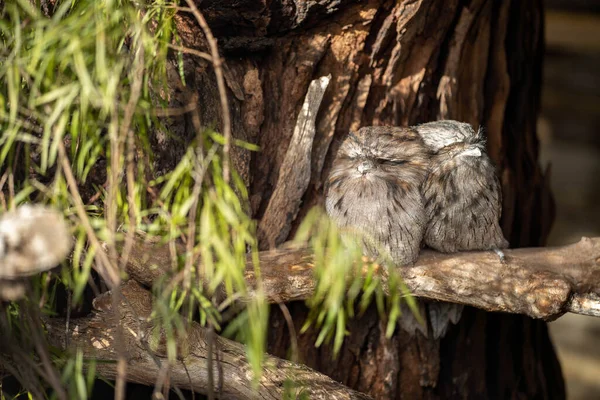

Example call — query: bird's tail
[428,302,464,339]
[398,300,463,339]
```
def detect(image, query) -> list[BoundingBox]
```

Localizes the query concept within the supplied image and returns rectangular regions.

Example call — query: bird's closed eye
[380,159,406,166]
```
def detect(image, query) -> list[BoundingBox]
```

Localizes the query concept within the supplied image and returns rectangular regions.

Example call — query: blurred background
[540,1,600,399]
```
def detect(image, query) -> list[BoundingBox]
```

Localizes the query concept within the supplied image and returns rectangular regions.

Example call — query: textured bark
[44,280,372,400]
[124,237,600,319]
[258,75,331,248]
[152,0,562,398]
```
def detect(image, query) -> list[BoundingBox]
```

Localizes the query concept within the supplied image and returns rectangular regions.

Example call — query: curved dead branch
[44,280,372,400]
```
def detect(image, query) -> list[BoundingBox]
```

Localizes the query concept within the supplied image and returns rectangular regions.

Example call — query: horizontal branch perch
[125,237,600,320]
[45,280,371,400]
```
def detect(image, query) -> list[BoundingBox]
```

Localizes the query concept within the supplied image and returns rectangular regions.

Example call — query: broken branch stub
[258,75,332,249]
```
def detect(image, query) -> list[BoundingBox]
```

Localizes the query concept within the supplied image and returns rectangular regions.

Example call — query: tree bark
[124,237,600,319]
[159,0,563,398]
[44,280,372,400]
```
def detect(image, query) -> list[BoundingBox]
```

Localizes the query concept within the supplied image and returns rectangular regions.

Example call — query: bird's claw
[493,248,506,264]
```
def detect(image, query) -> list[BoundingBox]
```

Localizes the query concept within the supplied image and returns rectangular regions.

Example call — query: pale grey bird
[325,126,430,266]
[325,126,432,337]
[413,120,509,338]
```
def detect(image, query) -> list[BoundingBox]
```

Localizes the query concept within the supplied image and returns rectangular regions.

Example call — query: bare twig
[24,302,67,400]
[106,102,121,269]
[183,95,203,293]
[111,286,127,400]
[57,142,119,286]
[206,324,216,400]
[0,172,8,210]
[182,0,232,183]
[277,300,299,364]
[151,102,198,117]
[104,38,147,400]
[121,42,145,274]
[167,43,212,62]
[568,293,600,317]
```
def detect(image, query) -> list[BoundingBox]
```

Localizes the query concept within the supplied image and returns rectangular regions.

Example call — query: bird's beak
[357,161,373,175]
[461,147,482,158]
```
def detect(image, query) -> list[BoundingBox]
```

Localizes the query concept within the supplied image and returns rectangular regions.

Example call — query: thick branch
[44,280,371,400]
[125,237,600,320]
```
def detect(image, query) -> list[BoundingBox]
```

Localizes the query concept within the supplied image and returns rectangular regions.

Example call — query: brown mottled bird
[413,119,509,338]
[325,126,430,266]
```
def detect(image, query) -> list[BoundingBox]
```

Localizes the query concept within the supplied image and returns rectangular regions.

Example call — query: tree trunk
[164,0,563,398]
